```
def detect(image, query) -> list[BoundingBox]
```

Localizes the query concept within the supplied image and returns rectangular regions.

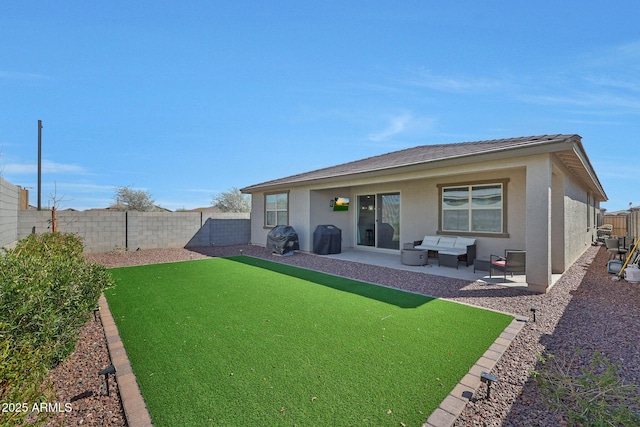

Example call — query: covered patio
[322,248,562,290]
[192,243,564,292]
[243,135,607,294]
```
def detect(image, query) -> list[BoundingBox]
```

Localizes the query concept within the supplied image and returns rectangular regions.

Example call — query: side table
[401,248,428,266]
[474,259,490,273]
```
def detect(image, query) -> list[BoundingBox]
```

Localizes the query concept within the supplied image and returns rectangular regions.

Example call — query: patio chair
[490,250,526,280]
[605,238,627,261]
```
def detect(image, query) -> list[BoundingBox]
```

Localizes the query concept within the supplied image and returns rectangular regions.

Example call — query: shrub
[533,349,640,426]
[0,330,53,427]
[0,232,113,426]
[11,231,84,259]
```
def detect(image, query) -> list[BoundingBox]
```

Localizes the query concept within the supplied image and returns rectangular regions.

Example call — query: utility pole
[37,119,43,210]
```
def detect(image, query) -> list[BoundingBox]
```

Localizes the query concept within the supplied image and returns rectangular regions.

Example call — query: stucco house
[241,134,607,293]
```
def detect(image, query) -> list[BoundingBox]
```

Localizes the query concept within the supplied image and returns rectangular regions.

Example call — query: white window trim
[264,191,289,228]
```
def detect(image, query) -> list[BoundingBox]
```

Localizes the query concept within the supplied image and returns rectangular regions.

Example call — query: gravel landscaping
[47,244,639,426]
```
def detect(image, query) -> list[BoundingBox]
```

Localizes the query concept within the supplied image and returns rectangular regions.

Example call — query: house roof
[241,134,607,201]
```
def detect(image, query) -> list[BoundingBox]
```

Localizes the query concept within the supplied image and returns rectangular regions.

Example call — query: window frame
[437,179,510,238]
[264,191,289,228]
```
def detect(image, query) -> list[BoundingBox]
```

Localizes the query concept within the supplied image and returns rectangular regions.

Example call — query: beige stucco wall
[525,155,553,291]
[250,156,531,256]
[288,188,311,248]
[551,169,566,273]
[309,188,354,249]
[249,192,266,245]
[552,154,599,271]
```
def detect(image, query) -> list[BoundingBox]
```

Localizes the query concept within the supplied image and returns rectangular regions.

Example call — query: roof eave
[241,135,607,200]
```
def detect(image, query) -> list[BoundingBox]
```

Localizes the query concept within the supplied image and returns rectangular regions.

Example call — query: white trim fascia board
[570,144,608,200]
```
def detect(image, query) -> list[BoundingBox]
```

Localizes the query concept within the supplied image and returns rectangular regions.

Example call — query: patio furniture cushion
[439,248,468,256]
[438,249,457,254]
[491,259,506,267]
[454,237,475,249]
[414,235,477,267]
[421,235,440,246]
[437,236,457,247]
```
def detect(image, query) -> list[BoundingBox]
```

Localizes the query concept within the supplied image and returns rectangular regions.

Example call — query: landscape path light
[480,371,498,399]
[98,365,116,396]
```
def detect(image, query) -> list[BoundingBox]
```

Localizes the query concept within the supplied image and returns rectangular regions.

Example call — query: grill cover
[266,225,300,255]
[313,224,342,255]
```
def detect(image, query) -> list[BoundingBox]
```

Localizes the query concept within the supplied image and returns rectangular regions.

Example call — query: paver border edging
[424,315,528,427]
[99,293,154,427]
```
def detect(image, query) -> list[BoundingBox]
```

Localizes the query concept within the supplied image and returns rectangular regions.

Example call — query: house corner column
[525,157,552,293]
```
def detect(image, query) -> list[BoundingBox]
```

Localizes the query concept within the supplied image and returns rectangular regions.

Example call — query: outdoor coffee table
[438,252,459,269]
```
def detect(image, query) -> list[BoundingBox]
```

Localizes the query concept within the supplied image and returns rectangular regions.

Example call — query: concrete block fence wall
[186,215,252,247]
[15,210,250,253]
[1,178,250,252]
[127,211,203,251]
[18,210,126,253]
[0,177,20,249]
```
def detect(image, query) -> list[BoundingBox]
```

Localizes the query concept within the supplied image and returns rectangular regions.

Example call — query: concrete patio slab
[324,248,562,289]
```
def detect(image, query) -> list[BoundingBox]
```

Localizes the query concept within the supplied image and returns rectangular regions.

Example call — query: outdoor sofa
[412,235,477,268]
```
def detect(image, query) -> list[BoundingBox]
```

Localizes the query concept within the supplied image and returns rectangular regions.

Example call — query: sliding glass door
[357,195,376,246]
[378,193,400,249]
[357,192,400,249]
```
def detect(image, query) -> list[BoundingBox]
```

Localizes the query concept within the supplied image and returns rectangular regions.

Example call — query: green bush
[0,232,114,426]
[533,349,640,426]
[11,231,85,259]
[0,330,53,427]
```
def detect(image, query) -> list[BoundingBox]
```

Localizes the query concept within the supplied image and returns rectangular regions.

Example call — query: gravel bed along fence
[64,244,639,426]
[44,313,126,426]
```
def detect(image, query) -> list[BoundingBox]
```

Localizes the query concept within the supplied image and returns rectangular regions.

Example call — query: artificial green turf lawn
[105,257,513,427]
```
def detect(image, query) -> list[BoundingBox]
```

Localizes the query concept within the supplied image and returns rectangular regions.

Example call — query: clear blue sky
[1,1,638,212]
